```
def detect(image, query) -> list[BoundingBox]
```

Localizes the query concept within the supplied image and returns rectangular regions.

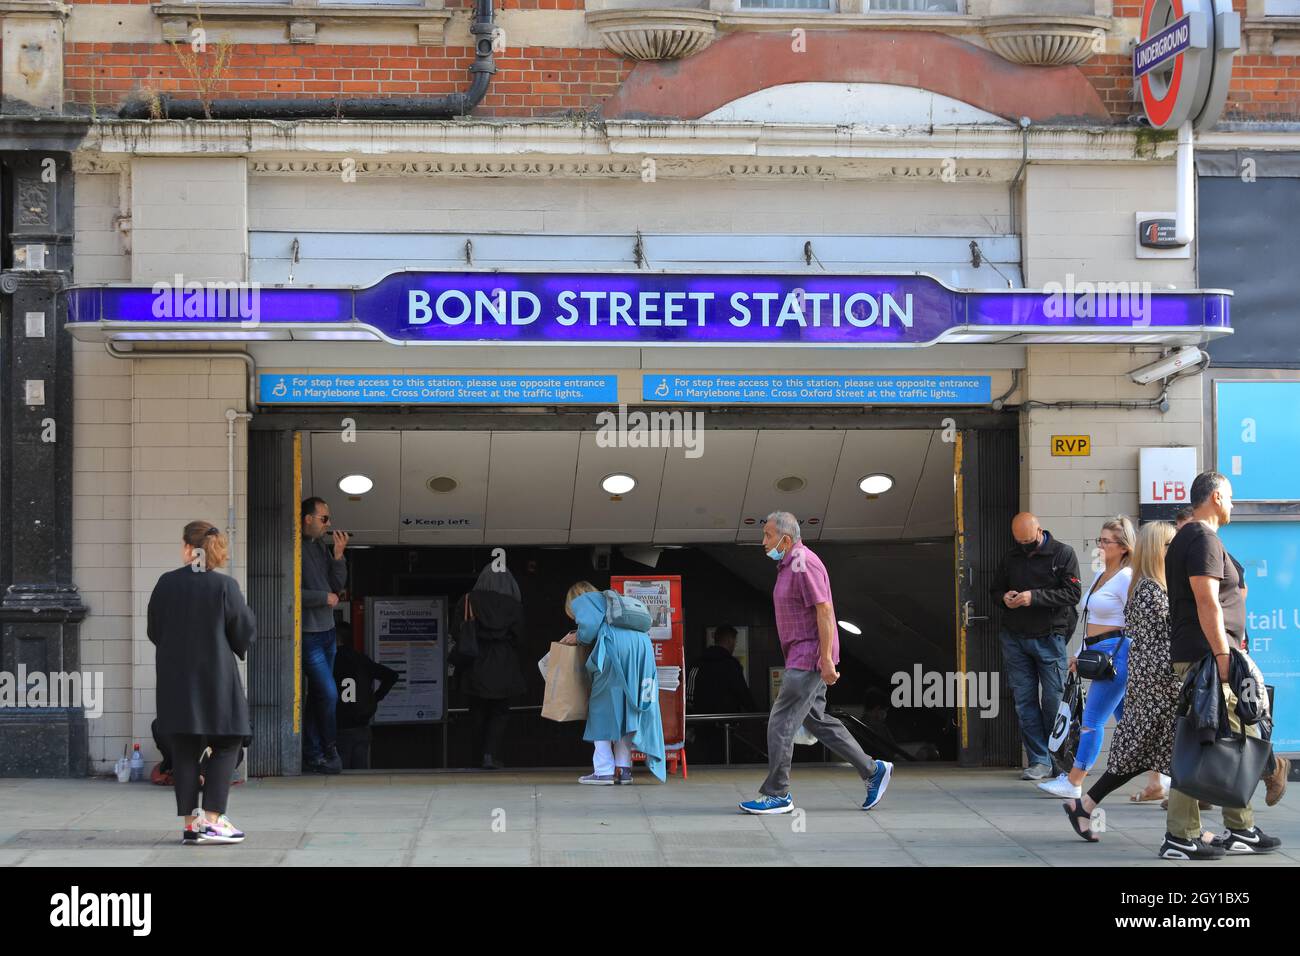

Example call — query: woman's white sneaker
[1036,773,1082,799]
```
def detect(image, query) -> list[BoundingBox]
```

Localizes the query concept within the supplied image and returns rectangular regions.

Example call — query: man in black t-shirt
[1159,472,1280,860]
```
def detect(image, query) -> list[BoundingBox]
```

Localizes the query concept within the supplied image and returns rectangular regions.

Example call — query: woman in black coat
[453,565,527,769]
[148,520,256,845]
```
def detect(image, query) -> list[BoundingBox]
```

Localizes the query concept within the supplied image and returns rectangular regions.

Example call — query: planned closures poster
[367,597,446,723]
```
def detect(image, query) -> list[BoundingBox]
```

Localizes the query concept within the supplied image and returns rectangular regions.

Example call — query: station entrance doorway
[244,407,1020,775]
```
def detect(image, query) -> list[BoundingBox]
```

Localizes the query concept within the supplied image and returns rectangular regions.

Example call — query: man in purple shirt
[739,511,893,814]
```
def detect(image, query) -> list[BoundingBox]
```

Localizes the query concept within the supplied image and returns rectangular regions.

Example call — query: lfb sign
[1134,0,1239,131]
[1140,447,1198,508]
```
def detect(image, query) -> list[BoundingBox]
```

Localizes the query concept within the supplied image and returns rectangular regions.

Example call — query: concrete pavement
[1,765,1297,866]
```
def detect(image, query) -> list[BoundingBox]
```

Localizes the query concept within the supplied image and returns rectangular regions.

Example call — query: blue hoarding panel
[1215,381,1300,500]
[1220,522,1300,754]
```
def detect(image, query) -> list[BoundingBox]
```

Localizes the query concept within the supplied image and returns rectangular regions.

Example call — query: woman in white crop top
[1038,516,1136,802]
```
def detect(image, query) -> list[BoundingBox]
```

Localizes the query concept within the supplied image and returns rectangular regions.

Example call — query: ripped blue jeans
[1074,634,1130,772]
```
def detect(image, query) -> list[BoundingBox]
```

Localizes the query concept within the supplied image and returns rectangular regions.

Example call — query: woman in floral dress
[1061,520,1186,842]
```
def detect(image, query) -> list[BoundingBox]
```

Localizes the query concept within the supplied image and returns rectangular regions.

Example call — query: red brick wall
[60,0,1296,122]
[64,43,631,117]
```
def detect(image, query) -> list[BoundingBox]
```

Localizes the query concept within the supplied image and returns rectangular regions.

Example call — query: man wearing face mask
[739,511,892,815]
[991,512,1082,782]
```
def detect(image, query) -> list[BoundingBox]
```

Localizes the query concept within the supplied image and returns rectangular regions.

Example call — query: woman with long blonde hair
[1061,520,1184,842]
[1039,515,1136,800]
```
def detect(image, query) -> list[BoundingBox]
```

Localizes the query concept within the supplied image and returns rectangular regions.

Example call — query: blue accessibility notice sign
[259,373,617,404]
[642,374,991,404]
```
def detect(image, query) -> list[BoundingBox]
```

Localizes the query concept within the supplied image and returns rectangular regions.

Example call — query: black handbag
[455,593,480,662]
[1170,659,1272,807]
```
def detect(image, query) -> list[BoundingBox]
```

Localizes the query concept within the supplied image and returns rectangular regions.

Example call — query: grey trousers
[761,667,878,797]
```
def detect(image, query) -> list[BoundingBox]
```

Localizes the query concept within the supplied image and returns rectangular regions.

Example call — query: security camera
[1129,346,1205,385]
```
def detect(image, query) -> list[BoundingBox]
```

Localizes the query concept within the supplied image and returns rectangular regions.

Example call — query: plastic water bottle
[129,744,144,782]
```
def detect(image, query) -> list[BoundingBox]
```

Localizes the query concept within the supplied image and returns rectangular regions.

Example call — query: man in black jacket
[990,512,1081,781]
[687,626,756,764]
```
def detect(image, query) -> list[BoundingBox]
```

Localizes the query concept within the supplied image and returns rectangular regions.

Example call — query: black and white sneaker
[1158,832,1226,860]
[1220,826,1281,854]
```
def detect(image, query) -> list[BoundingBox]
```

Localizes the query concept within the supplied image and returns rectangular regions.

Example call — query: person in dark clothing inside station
[333,620,400,770]
[453,564,527,770]
[687,626,756,764]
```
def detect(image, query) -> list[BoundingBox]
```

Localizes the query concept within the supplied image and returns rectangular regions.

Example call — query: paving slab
[0,766,1294,866]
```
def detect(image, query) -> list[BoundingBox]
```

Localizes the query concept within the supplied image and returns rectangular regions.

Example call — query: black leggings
[172,734,243,817]
[1085,769,1146,806]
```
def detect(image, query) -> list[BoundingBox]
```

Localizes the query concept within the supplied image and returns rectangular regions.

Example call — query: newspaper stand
[612,574,687,778]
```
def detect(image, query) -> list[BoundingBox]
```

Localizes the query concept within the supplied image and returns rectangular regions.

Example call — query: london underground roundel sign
[1134,0,1239,131]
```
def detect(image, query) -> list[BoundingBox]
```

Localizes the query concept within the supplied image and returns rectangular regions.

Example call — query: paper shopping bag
[541,641,591,722]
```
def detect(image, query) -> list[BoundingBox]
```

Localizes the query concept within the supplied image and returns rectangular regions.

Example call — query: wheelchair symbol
[653,379,670,398]
[271,378,288,398]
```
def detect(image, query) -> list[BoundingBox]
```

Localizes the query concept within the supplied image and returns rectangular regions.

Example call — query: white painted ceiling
[307,428,955,546]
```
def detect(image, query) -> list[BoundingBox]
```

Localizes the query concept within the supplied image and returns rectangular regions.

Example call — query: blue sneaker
[739,793,794,815]
[862,760,893,810]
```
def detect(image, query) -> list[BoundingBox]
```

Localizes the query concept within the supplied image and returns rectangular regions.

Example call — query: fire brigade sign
[1134,0,1239,131]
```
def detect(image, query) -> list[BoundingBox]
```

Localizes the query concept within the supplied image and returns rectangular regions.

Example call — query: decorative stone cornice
[586,9,720,61]
[151,2,453,46]
[244,157,1002,181]
[981,15,1110,67]
[77,119,1182,175]
[0,0,68,16]
[1244,15,1300,55]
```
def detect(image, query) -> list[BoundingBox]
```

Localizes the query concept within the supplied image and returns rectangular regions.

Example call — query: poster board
[366,596,446,724]
[613,575,685,751]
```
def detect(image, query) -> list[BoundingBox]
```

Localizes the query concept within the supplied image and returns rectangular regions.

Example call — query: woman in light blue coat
[559,581,666,784]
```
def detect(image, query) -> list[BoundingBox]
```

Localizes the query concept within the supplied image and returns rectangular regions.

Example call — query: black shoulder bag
[1074,574,1117,681]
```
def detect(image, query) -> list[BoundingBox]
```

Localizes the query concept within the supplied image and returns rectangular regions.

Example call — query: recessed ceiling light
[338,474,373,495]
[838,620,862,635]
[859,474,894,495]
[427,476,458,494]
[775,475,806,493]
[602,473,636,495]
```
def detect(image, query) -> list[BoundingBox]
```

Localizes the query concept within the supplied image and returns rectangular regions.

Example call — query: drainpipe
[1174,121,1195,246]
[226,408,254,576]
[117,0,497,120]
[1009,117,1031,286]
[104,340,258,411]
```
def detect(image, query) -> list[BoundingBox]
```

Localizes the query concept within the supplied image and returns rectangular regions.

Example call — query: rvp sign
[1052,435,1091,457]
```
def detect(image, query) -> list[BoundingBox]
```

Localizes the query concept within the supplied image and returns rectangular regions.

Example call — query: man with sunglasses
[301,497,349,774]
